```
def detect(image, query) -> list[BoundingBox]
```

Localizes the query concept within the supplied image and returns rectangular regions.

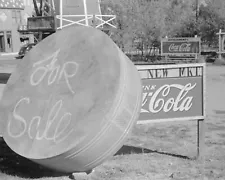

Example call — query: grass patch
[0,66,225,180]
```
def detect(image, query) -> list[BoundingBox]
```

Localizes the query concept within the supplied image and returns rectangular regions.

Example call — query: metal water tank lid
[1,26,142,173]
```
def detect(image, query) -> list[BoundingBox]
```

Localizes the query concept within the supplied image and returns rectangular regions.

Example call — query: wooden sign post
[217,29,225,60]
[136,63,206,159]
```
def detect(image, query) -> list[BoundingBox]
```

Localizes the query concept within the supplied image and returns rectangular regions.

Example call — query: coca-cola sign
[139,77,203,121]
[161,38,201,55]
[169,43,191,52]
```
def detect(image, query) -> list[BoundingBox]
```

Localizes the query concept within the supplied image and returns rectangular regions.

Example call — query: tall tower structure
[22,0,115,42]
[53,0,116,30]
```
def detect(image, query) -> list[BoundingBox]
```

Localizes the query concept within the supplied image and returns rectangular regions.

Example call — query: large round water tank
[1,26,142,173]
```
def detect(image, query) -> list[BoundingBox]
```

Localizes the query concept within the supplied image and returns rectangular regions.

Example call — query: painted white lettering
[8,97,30,138]
[8,97,74,144]
[58,62,79,94]
[169,43,191,52]
[30,49,79,94]
[28,116,41,139]
[54,112,74,143]
[145,83,196,113]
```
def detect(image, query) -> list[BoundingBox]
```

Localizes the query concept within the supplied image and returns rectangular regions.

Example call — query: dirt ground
[0,64,225,180]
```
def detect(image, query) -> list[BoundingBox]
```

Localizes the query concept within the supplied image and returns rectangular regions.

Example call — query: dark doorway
[0,31,6,52]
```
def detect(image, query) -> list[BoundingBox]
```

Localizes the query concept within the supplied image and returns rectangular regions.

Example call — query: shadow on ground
[115,145,192,160]
[0,138,69,179]
[0,73,10,84]
[0,140,192,179]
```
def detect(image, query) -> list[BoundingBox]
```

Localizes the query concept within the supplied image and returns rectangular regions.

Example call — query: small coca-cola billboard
[137,63,205,123]
[136,64,205,158]
[140,77,203,121]
[161,37,201,55]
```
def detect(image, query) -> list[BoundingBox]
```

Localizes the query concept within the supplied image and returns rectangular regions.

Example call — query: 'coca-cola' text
[141,83,196,113]
[168,43,191,52]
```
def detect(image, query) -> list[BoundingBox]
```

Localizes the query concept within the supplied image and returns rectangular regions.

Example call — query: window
[0,31,5,52]
[6,31,13,52]
[12,10,22,24]
[0,31,13,52]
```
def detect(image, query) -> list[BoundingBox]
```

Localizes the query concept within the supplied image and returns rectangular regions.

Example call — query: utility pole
[195,0,199,36]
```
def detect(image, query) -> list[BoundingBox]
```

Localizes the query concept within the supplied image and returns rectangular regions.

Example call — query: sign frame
[136,63,206,159]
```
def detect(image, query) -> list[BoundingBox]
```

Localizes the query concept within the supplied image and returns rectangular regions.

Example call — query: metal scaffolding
[55,0,116,30]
